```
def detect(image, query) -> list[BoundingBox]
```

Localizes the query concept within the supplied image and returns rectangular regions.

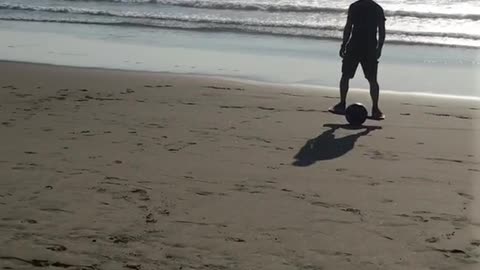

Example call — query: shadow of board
[293,123,382,167]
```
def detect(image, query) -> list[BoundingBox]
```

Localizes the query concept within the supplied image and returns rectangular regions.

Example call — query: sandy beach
[0,61,479,269]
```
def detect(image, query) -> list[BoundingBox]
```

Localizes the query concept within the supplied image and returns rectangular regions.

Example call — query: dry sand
[0,61,479,270]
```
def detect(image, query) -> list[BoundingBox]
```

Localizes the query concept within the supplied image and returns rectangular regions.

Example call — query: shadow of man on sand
[293,124,382,167]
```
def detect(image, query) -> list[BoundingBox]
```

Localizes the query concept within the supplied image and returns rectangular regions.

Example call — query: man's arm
[377,8,386,59]
[340,7,353,58]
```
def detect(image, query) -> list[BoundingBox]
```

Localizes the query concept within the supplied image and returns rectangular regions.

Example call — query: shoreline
[1,20,479,98]
[3,59,480,101]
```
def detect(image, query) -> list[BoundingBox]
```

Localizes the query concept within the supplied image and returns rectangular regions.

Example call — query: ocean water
[0,0,479,48]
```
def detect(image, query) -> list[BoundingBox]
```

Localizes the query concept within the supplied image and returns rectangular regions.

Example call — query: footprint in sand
[205,85,231,90]
[20,219,37,224]
[180,101,196,106]
[471,240,480,247]
[145,213,157,223]
[125,264,142,270]
[457,192,474,200]
[2,85,17,90]
[195,191,215,196]
[109,235,134,244]
[425,236,440,243]
[40,208,73,214]
[0,257,92,268]
[46,244,67,252]
[426,157,464,164]
[220,105,245,109]
[96,188,107,193]
[426,112,472,120]
[225,237,246,243]
[342,208,362,215]
[280,92,305,97]
[257,106,275,111]
[296,107,324,112]
[14,93,32,98]
[232,183,265,194]
[131,188,150,201]
[430,248,470,259]
[444,231,456,239]
[396,214,429,223]
[365,150,399,161]
[165,141,197,152]
[156,207,170,216]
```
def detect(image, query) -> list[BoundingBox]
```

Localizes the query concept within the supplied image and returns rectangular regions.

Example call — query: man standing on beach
[329,0,386,120]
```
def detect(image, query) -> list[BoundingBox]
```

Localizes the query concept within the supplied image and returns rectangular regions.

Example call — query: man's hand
[339,44,346,58]
[376,48,382,59]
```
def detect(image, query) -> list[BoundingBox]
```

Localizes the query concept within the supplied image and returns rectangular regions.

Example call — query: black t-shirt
[347,0,386,50]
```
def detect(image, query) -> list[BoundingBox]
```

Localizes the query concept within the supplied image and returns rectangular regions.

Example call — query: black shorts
[342,50,378,81]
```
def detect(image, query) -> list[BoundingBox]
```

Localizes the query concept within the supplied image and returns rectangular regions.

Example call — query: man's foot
[328,102,346,115]
[371,107,385,120]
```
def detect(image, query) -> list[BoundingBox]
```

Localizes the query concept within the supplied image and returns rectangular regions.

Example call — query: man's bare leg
[369,79,385,119]
[340,74,349,105]
[329,74,350,114]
